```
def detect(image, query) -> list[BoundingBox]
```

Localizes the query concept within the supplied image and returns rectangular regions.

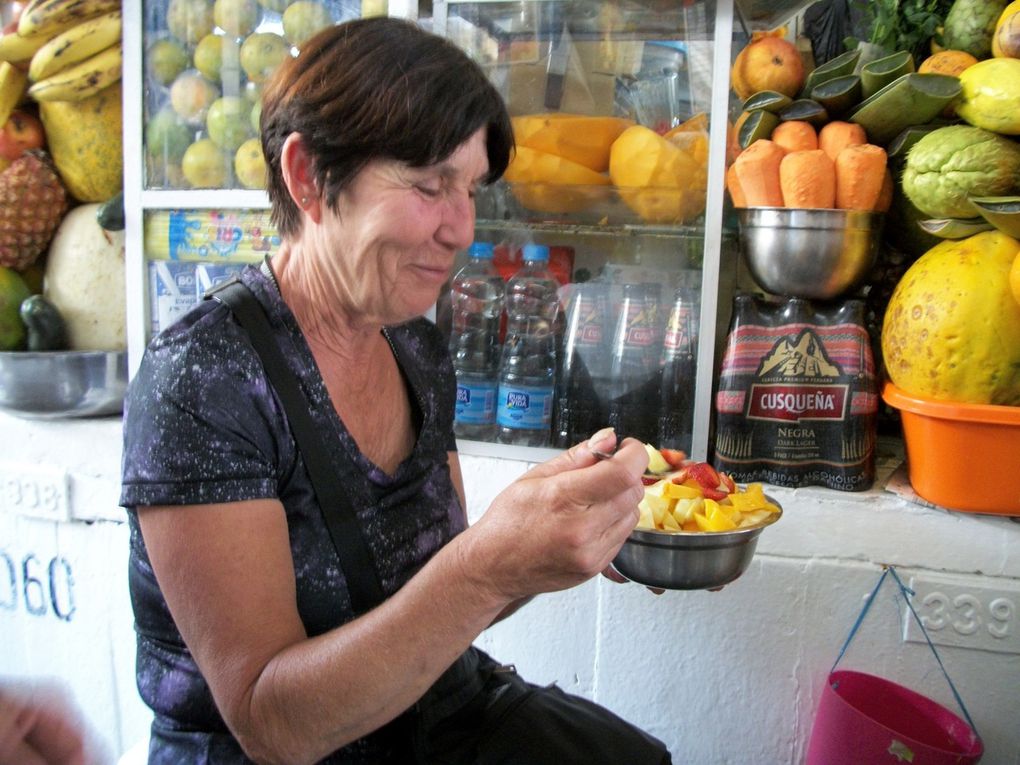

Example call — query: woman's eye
[415,183,441,198]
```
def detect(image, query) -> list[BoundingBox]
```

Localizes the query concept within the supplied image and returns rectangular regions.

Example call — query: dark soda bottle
[657,287,699,454]
[607,282,659,443]
[553,281,611,447]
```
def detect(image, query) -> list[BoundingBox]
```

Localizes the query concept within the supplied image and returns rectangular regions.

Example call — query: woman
[122,17,668,765]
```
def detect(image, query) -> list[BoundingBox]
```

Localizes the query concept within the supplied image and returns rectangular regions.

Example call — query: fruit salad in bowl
[611,445,783,590]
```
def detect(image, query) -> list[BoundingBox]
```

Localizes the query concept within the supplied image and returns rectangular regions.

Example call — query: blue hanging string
[828,565,981,741]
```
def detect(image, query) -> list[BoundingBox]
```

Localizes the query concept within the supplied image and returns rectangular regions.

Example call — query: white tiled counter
[2,413,1018,763]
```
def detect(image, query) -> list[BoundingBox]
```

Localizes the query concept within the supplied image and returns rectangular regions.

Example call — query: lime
[243,79,263,103]
[193,33,241,84]
[213,0,261,38]
[169,70,221,126]
[182,138,231,188]
[250,98,261,133]
[146,107,194,164]
[148,38,190,86]
[240,32,291,84]
[206,96,251,150]
[234,137,266,189]
[282,1,333,48]
[166,0,215,46]
[0,266,31,350]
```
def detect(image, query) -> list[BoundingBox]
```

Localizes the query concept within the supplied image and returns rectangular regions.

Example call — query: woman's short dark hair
[260,17,513,238]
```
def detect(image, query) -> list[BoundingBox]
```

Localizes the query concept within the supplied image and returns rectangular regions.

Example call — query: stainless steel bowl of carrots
[736,207,884,300]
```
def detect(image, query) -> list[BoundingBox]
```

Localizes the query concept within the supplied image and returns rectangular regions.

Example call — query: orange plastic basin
[883,382,1020,515]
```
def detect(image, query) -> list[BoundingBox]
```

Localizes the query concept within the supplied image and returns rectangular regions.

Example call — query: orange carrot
[835,143,888,211]
[819,121,867,162]
[726,163,747,207]
[732,139,785,207]
[771,120,818,154]
[780,149,835,209]
[875,167,895,212]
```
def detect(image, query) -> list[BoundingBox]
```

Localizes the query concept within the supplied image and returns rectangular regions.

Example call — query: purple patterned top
[120,265,466,763]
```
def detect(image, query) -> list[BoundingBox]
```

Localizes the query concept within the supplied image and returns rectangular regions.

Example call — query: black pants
[414,652,671,765]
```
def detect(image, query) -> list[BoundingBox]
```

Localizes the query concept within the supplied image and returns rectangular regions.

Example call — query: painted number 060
[0,550,75,622]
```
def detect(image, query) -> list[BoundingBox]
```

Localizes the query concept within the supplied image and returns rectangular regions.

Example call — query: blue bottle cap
[522,244,549,262]
[468,242,494,259]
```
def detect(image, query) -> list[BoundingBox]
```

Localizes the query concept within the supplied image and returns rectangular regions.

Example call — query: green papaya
[942,0,1011,59]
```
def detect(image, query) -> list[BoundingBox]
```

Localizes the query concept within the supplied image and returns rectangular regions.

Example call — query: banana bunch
[0,0,122,105]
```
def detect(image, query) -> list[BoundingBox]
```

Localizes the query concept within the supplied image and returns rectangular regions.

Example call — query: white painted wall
[2,412,1018,763]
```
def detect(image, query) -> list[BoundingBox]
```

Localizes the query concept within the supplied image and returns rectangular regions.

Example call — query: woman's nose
[437,190,476,251]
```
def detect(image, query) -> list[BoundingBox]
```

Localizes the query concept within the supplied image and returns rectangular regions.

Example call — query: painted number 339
[920,590,1014,640]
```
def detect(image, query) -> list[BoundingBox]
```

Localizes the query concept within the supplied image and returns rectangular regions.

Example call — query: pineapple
[0,150,69,271]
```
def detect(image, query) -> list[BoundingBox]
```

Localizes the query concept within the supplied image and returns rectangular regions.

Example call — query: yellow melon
[881,231,1020,405]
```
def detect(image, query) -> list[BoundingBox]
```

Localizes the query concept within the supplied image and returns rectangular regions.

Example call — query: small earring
[301,196,308,205]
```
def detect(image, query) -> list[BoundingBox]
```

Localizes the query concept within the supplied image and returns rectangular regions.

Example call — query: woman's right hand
[458,428,648,602]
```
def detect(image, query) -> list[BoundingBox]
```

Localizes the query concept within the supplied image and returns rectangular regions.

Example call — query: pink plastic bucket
[806,670,983,765]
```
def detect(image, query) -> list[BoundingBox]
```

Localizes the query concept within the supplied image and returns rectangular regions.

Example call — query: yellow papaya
[992,0,1020,57]
[881,230,1020,405]
[39,82,122,202]
[512,114,634,173]
[609,125,706,224]
[503,145,611,214]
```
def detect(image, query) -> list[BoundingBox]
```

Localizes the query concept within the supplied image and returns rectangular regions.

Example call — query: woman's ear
[280,132,322,224]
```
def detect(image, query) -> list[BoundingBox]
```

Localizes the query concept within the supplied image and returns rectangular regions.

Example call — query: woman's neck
[268,243,380,356]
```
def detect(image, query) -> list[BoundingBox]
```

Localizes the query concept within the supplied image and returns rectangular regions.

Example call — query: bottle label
[455,380,498,425]
[496,384,554,430]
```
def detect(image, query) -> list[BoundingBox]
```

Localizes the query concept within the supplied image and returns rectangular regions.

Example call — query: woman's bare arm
[137,433,645,765]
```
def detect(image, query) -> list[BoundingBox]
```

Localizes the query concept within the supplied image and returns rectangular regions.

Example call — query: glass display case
[123,0,816,463]
[123,0,384,373]
[432,0,729,461]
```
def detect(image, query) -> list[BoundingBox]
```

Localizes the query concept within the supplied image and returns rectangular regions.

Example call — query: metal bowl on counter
[0,350,128,419]
[612,500,782,590]
[737,207,884,300]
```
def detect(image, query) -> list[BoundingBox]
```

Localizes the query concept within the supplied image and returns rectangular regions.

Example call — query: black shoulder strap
[209,278,386,615]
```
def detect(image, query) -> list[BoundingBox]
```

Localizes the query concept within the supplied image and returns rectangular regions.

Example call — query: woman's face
[315,127,490,325]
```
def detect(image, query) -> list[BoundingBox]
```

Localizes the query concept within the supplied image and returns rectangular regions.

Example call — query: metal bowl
[0,350,128,419]
[737,207,884,300]
[612,500,782,590]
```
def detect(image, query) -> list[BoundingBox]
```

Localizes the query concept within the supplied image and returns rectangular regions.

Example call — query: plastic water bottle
[449,242,505,440]
[496,244,560,446]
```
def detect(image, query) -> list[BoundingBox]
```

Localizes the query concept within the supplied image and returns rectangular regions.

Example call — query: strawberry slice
[641,475,661,486]
[660,448,687,468]
[700,485,730,501]
[668,467,692,485]
[686,462,721,491]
